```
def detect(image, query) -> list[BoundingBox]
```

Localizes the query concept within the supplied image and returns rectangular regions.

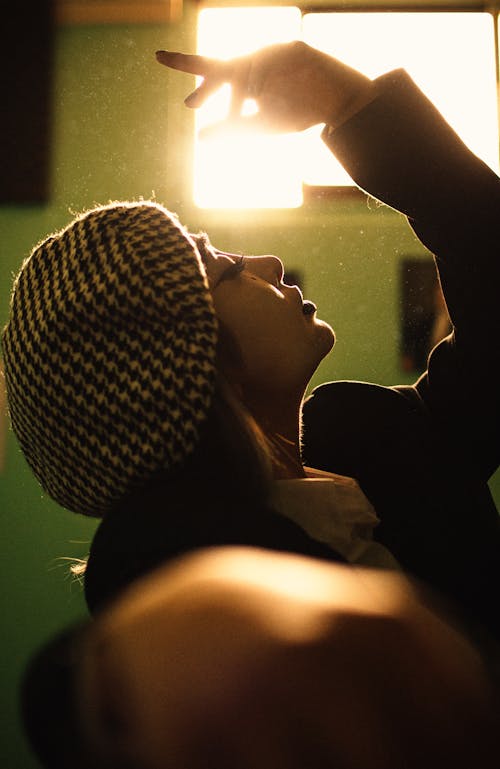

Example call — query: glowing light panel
[195,6,303,208]
[302,12,499,186]
[195,9,499,206]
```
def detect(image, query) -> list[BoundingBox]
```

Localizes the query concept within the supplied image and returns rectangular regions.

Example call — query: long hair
[83,372,341,615]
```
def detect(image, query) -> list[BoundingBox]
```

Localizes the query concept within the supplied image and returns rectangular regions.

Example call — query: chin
[314,318,336,356]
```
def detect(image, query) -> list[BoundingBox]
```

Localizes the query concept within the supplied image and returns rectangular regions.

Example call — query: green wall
[1,12,498,767]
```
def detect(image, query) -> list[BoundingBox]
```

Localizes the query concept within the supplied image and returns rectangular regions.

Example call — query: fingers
[156,50,238,84]
[228,57,251,121]
[156,49,265,124]
[184,79,224,108]
[155,50,219,77]
[245,49,272,100]
[156,50,248,111]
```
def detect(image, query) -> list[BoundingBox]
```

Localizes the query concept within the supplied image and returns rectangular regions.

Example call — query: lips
[302,301,317,316]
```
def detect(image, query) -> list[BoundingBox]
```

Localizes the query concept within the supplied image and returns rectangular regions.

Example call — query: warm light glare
[195,6,303,208]
[195,9,499,207]
[302,12,499,186]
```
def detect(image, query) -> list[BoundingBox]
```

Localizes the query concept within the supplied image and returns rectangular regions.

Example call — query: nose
[246,255,284,286]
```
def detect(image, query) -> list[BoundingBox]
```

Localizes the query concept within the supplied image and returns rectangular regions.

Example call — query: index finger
[156,51,231,79]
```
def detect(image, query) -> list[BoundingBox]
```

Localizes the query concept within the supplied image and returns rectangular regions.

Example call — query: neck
[269,432,305,479]
[245,391,305,479]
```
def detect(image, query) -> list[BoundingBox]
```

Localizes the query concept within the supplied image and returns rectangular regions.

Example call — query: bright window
[301,12,499,186]
[194,8,499,208]
[195,7,303,208]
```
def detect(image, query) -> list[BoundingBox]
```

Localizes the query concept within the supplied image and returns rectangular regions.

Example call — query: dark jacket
[302,70,500,639]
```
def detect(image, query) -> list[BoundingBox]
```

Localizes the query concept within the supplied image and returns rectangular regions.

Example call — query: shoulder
[303,380,423,424]
[302,380,429,477]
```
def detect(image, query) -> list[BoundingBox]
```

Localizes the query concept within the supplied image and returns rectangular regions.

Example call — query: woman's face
[199,241,335,400]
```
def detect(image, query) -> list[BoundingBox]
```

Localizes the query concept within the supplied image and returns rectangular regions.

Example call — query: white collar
[270,469,400,570]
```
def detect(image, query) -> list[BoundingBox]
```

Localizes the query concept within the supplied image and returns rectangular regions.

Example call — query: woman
[78,215,394,614]
[1,196,387,612]
[21,547,500,769]
[3,42,499,638]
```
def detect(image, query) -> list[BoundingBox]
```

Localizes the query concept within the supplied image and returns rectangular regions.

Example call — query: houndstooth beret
[1,201,218,517]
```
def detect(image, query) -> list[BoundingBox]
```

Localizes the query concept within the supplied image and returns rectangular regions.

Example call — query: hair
[83,365,342,614]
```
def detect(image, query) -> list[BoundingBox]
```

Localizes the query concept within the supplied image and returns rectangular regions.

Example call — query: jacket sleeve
[322,69,500,481]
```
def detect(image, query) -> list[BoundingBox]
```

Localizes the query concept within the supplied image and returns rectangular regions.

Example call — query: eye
[217,255,246,284]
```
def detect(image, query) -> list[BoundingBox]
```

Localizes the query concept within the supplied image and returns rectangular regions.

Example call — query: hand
[156,41,376,134]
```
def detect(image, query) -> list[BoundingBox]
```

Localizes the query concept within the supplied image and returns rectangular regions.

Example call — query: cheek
[213,292,271,363]
[229,319,326,393]
[214,292,333,390]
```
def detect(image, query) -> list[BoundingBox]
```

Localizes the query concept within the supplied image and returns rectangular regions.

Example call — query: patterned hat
[1,201,218,517]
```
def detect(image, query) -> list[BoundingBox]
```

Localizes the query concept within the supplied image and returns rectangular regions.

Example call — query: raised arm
[322,68,500,478]
[158,41,500,478]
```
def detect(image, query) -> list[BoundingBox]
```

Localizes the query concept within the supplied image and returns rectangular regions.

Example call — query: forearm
[323,69,500,345]
[323,69,500,472]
